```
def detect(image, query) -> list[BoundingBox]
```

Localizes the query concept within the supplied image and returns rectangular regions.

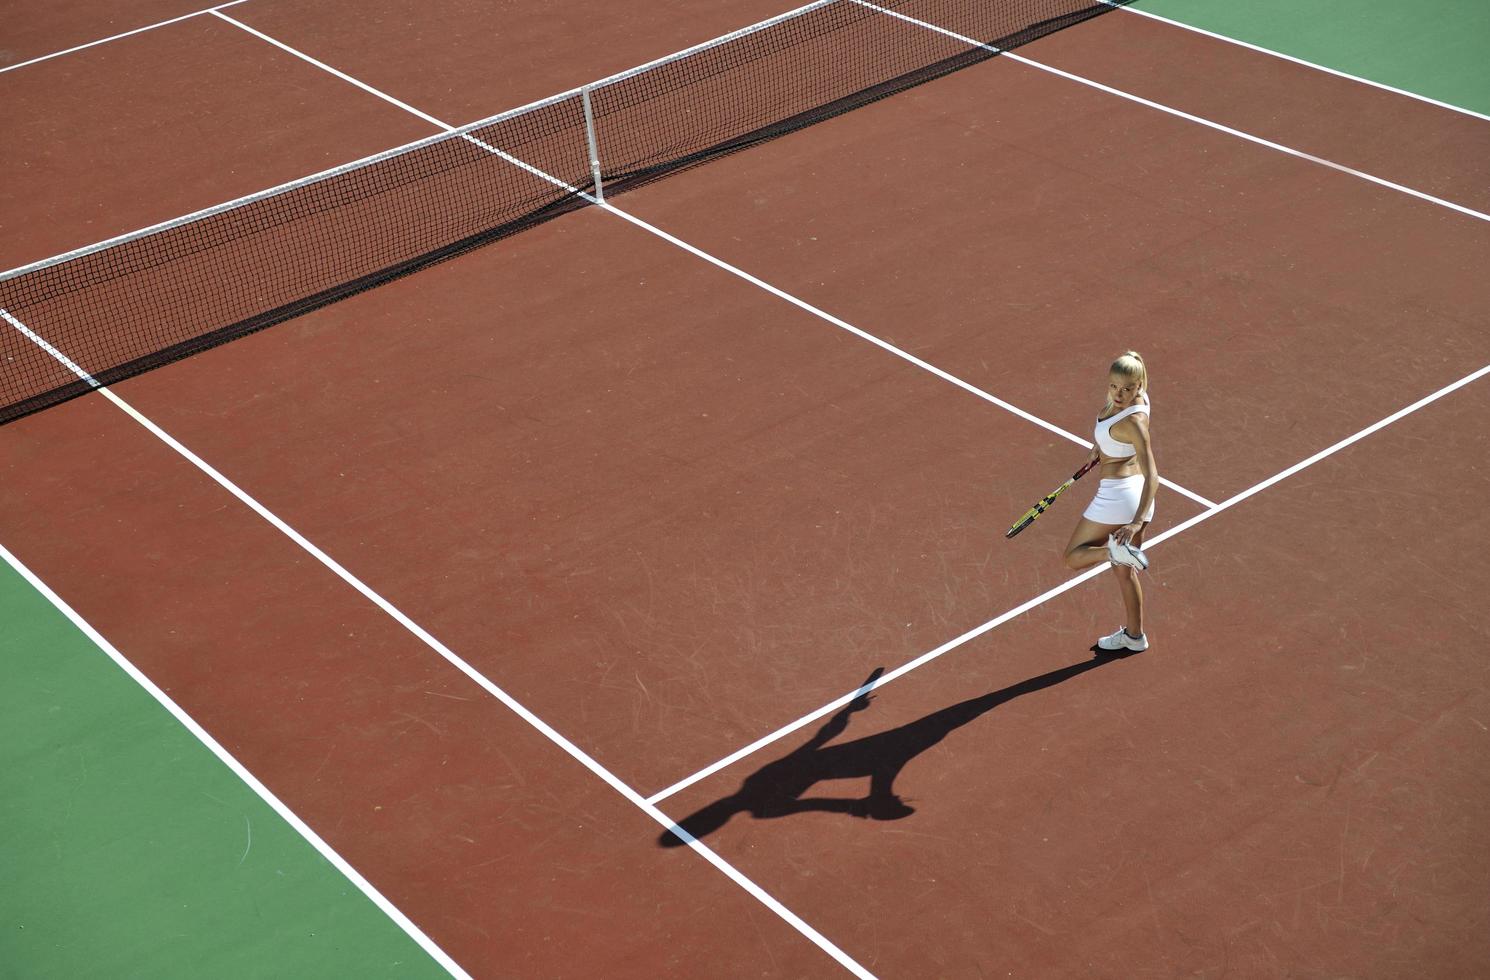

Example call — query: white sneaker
[1096,626,1149,652]
[1107,534,1149,571]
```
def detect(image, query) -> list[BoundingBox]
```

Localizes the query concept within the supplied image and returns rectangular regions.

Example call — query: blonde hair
[1104,351,1147,414]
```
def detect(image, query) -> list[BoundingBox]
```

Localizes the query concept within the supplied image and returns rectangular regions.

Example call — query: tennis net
[0,0,1130,425]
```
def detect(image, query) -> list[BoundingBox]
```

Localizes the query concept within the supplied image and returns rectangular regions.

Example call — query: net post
[580,85,604,204]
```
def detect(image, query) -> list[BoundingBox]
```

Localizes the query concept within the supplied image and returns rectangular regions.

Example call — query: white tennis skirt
[1083,475,1155,525]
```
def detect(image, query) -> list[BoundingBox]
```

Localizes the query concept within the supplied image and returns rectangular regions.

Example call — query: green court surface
[2,2,1483,977]
[0,555,445,979]
[1134,0,1490,116]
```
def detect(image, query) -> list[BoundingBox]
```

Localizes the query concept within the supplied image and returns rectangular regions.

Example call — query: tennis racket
[1005,458,1099,539]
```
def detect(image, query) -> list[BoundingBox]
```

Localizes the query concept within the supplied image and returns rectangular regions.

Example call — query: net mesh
[0,0,1130,425]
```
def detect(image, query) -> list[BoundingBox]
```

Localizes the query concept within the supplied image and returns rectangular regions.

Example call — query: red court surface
[0,0,214,67]
[4,1,1488,976]
[0,207,1207,793]
[617,27,1490,501]
[226,0,819,125]
[0,401,835,977]
[659,377,1490,977]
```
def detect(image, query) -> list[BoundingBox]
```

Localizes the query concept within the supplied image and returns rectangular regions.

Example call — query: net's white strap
[581,85,605,204]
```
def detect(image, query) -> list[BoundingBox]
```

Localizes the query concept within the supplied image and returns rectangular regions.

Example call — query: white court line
[211,11,450,129]
[851,0,1490,226]
[207,10,1218,511]
[1143,362,1490,548]
[0,538,472,980]
[649,561,1108,803]
[0,0,251,76]
[648,359,1490,803]
[0,308,100,386]
[0,308,877,980]
[1111,2,1490,125]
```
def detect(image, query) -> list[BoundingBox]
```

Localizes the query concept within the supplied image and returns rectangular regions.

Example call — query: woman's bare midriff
[1098,454,1142,479]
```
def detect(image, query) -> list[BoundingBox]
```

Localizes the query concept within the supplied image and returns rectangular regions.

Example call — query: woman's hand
[1113,522,1144,546]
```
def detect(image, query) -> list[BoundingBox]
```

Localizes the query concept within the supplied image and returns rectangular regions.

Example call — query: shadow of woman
[660,649,1138,847]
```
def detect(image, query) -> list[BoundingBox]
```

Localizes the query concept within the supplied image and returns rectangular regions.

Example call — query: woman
[1062,351,1157,653]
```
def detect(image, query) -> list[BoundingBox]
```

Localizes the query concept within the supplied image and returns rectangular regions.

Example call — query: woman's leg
[1063,518,1125,571]
[1067,520,1151,638]
[1113,523,1149,635]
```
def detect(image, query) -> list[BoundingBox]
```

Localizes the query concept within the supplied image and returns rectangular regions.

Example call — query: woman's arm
[1114,414,1157,545]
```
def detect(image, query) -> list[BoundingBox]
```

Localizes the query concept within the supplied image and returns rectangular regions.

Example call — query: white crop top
[1094,398,1150,459]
